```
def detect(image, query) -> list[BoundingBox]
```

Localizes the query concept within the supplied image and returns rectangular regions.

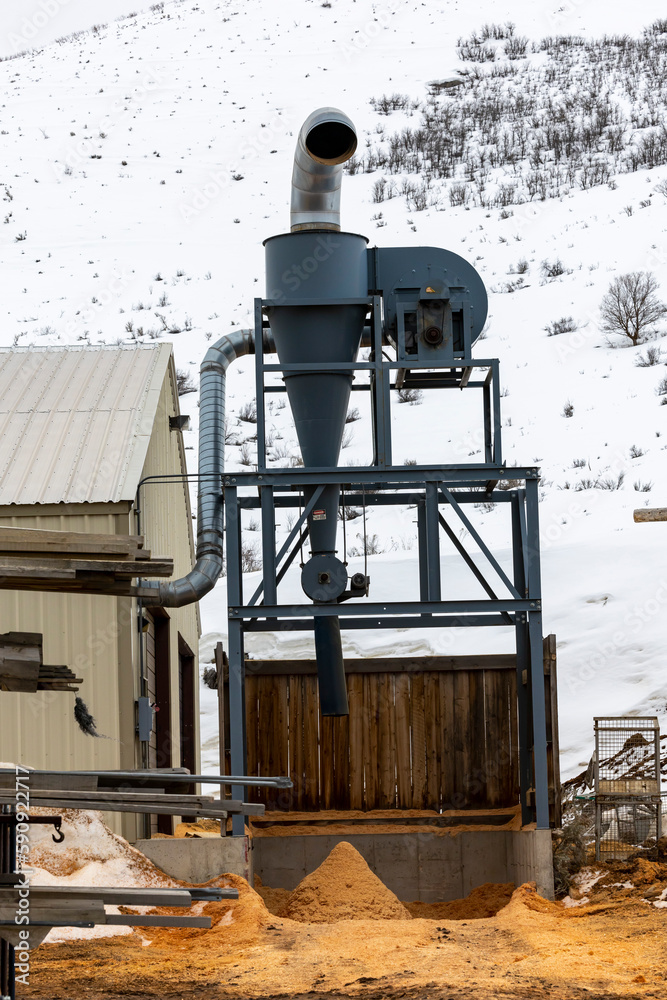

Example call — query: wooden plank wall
[239,638,559,814]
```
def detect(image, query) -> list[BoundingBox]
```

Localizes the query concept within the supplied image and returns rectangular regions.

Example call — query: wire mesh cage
[594,717,662,861]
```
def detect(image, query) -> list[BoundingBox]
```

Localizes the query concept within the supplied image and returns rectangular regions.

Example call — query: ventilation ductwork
[290,107,357,232]
[140,328,274,608]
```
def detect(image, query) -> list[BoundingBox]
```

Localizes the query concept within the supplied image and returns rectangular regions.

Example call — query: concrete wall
[135,837,252,884]
[253,829,554,902]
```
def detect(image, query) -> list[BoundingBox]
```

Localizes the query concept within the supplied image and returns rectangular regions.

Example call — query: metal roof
[0,344,173,505]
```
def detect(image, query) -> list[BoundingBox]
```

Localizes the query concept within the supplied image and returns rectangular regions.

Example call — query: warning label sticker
[312,509,326,521]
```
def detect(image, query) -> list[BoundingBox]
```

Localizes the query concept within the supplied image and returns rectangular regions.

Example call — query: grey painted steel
[141,327,275,607]
[264,230,369,715]
[417,501,428,604]
[289,108,358,232]
[439,486,522,599]
[371,246,488,347]
[225,483,247,838]
[0,769,290,789]
[425,482,441,601]
[229,599,538,618]
[248,485,323,607]
[511,494,532,827]
[525,476,550,830]
[312,616,349,716]
[244,615,515,632]
[225,464,539,487]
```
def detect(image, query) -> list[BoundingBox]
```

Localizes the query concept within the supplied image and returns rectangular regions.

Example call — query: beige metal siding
[139,357,200,777]
[0,508,132,834]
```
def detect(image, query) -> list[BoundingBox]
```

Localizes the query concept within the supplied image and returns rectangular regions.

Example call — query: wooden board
[347,674,364,810]
[425,672,440,810]
[246,655,518,675]
[394,673,411,809]
[243,636,559,815]
[0,526,147,558]
[302,675,319,811]
[411,673,427,809]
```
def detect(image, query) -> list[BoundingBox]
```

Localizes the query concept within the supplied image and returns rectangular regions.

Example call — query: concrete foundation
[135,836,253,885]
[252,829,554,902]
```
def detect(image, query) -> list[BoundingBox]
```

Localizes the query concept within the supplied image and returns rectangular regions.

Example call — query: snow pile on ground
[27,807,178,941]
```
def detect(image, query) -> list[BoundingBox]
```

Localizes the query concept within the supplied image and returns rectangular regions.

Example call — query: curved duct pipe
[290,107,357,232]
[141,328,274,608]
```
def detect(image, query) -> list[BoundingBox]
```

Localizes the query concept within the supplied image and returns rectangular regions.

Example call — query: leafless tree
[600,271,667,346]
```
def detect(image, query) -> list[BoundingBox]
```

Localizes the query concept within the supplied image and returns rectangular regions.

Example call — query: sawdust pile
[281,841,411,922]
[405,881,515,919]
[146,873,271,950]
[254,874,291,916]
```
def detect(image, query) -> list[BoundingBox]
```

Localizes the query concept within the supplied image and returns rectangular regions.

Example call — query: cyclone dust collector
[141,107,552,842]
[265,110,368,715]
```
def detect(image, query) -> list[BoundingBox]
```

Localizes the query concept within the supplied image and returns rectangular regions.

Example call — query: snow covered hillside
[2,0,667,785]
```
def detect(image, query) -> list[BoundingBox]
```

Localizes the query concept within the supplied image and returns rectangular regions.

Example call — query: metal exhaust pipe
[140,328,274,607]
[290,107,357,232]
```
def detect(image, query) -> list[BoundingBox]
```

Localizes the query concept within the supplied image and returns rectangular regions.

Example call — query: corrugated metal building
[0,344,201,840]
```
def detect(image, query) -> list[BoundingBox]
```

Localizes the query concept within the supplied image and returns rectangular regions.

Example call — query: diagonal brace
[439,485,522,600]
[438,513,513,625]
[248,484,325,606]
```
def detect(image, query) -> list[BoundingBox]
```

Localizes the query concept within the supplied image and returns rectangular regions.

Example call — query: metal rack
[594,716,662,861]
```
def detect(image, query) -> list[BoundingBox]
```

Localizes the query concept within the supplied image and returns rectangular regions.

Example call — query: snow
[2,0,667,791]
[25,809,180,942]
[562,867,604,906]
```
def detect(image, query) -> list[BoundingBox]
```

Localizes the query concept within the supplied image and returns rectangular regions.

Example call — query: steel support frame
[222,302,550,832]
[224,467,550,831]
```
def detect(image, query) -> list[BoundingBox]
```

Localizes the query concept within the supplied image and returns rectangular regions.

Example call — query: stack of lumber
[0,882,237,946]
[0,769,265,819]
[0,527,172,596]
[0,631,82,693]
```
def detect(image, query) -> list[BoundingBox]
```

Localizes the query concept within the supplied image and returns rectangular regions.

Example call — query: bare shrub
[396,387,423,404]
[634,345,662,366]
[241,542,261,573]
[202,666,218,690]
[600,271,667,346]
[552,809,589,896]
[541,258,566,280]
[176,368,197,395]
[504,35,528,59]
[238,400,258,422]
[545,316,577,336]
[597,471,625,491]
